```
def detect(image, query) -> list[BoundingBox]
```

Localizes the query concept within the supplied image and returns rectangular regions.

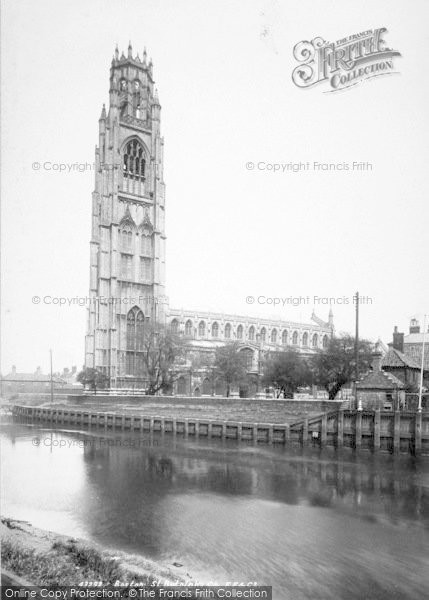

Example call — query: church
[84,46,334,394]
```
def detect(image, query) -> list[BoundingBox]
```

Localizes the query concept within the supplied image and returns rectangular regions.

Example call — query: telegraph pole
[355,291,361,410]
[418,314,427,412]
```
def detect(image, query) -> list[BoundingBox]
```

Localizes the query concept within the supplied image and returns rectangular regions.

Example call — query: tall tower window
[140,231,152,256]
[123,139,146,180]
[126,307,145,376]
[140,257,152,282]
[121,228,133,252]
[224,323,231,339]
[121,254,133,279]
[282,330,288,345]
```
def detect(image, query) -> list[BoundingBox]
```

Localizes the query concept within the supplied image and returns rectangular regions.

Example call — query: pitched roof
[381,348,420,369]
[357,368,405,390]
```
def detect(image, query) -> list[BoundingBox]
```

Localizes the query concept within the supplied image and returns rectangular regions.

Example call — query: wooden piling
[373,409,381,451]
[321,414,328,446]
[415,412,422,456]
[337,410,344,447]
[355,411,362,449]
[394,411,401,454]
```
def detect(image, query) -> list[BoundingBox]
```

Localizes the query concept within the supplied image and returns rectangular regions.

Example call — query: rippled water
[1,420,429,599]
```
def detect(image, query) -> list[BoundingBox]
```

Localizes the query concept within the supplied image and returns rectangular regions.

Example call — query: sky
[1,0,429,373]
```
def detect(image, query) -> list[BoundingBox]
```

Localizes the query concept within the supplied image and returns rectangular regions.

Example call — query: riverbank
[1,518,192,586]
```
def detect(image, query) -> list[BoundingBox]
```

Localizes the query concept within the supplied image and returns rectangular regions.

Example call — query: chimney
[410,318,420,334]
[392,326,404,352]
[371,345,383,371]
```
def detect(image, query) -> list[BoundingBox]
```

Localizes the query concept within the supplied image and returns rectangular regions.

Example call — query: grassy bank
[1,518,191,586]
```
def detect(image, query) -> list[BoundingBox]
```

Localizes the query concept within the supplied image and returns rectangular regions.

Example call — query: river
[1,419,428,599]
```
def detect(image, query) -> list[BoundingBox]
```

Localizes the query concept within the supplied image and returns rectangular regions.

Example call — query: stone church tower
[85,44,167,388]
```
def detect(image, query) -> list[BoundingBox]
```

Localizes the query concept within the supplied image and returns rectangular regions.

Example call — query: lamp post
[418,314,427,413]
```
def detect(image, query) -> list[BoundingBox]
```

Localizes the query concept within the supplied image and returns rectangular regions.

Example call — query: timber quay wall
[11,405,429,456]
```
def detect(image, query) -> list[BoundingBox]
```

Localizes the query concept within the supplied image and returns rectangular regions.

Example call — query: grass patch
[1,537,154,586]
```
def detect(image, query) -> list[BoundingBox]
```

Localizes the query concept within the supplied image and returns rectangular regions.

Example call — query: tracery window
[224,323,231,339]
[185,320,193,336]
[212,322,219,338]
[260,327,266,343]
[123,139,146,180]
[237,325,243,340]
[282,330,288,345]
[170,319,179,334]
[126,307,145,376]
[312,333,318,347]
[140,231,152,256]
[302,332,309,346]
[248,326,255,341]
[292,331,299,345]
[323,335,329,348]
[198,321,206,337]
[271,329,277,344]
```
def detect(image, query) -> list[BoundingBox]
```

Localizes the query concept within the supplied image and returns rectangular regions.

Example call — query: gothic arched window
[292,331,299,345]
[123,139,146,180]
[282,330,288,345]
[248,326,255,341]
[126,307,145,376]
[185,320,193,336]
[212,322,219,338]
[302,332,309,346]
[121,228,133,252]
[271,329,277,344]
[312,333,318,347]
[127,307,144,350]
[225,323,231,339]
[322,334,329,348]
[198,321,206,337]
[140,230,152,256]
[260,327,266,343]
[237,325,243,340]
[170,319,179,334]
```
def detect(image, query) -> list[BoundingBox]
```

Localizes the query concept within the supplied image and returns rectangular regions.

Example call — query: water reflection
[1,420,429,600]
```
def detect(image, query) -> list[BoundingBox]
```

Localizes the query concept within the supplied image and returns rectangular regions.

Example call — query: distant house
[382,346,420,388]
[357,346,406,410]
[1,366,66,397]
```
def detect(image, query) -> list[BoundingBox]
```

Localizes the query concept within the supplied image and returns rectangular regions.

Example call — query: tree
[214,342,248,397]
[77,368,109,394]
[262,349,312,398]
[141,324,185,395]
[310,334,373,400]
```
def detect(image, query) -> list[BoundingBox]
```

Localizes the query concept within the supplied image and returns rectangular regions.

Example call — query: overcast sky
[1,0,429,373]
